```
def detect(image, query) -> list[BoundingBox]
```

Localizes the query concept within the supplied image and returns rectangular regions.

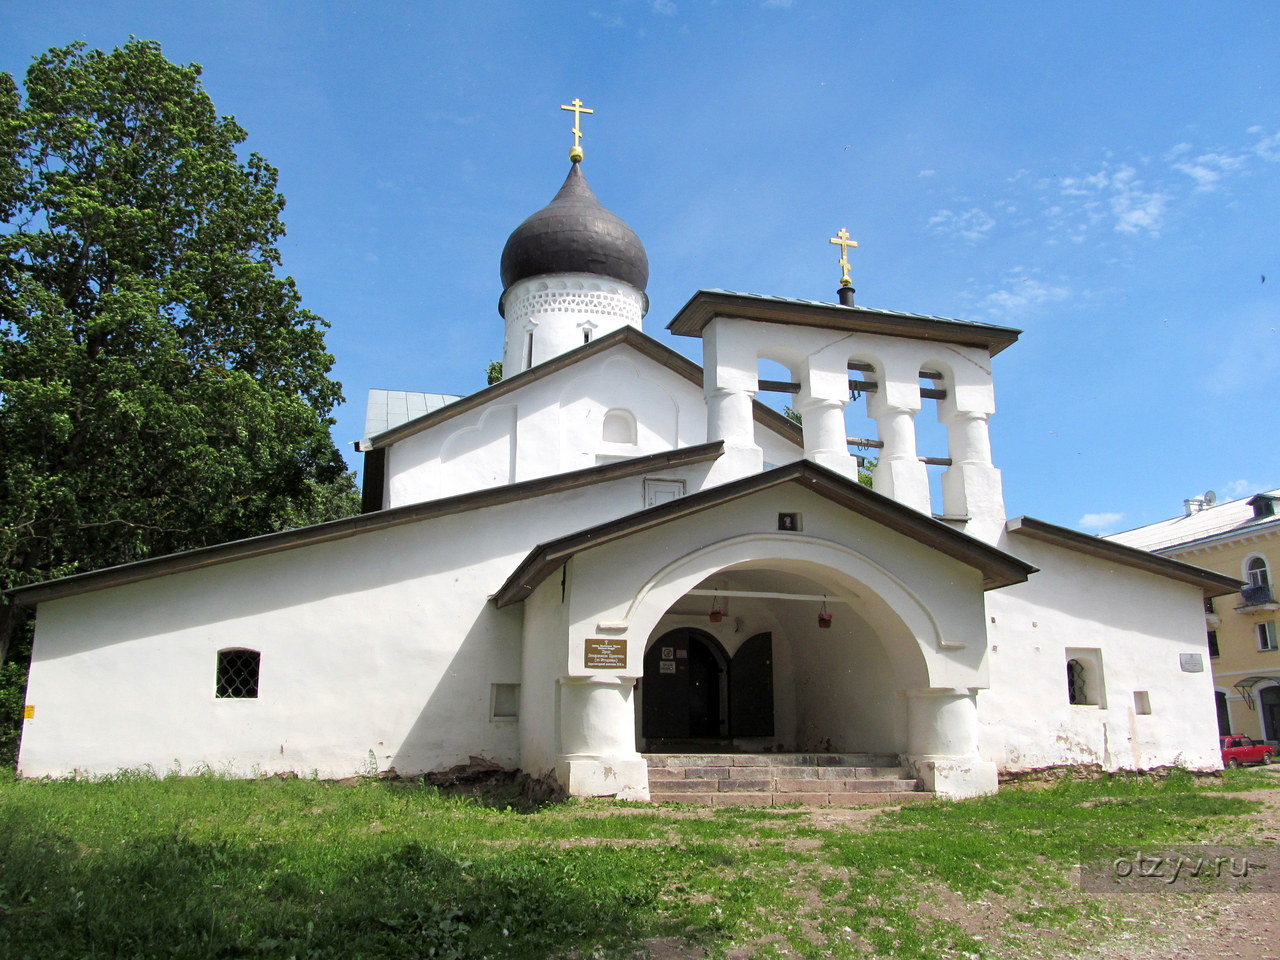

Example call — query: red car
[1221,734,1274,768]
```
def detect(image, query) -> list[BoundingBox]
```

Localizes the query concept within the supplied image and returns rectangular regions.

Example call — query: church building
[9,106,1241,800]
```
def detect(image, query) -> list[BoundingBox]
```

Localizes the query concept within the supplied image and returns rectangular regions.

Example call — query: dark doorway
[730,632,774,737]
[643,629,727,740]
[1261,687,1280,742]
[1215,690,1231,736]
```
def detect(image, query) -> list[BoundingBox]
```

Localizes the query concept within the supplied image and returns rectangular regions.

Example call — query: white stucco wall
[18,461,717,780]
[382,342,804,510]
[384,346,718,507]
[980,535,1222,773]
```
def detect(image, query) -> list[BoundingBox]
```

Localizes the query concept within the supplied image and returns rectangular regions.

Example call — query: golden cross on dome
[829,228,858,287]
[560,97,594,162]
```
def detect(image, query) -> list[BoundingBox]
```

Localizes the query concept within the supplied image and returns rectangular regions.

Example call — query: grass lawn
[0,767,1272,959]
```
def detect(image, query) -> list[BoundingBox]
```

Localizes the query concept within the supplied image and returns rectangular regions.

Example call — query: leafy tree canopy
[0,40,358,663]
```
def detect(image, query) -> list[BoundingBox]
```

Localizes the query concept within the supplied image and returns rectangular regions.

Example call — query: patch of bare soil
[622,775,1280,959]
[930,773,1280,960]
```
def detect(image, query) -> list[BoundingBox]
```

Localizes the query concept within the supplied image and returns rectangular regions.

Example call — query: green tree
[0,41,357,700]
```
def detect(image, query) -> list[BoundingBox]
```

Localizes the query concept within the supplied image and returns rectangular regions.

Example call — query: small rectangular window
[490,683,519,720]
[1208,631,1220,658]
[1065,647,1106,708]
[1259,622,1278,652]
[1133,691,1152,715]
[216,649,260,699]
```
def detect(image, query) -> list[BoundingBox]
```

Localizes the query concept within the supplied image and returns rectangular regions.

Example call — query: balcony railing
[1241,584,1276,607]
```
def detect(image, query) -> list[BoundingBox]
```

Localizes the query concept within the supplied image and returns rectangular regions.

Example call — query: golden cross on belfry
[561,97,594,162]
[829,228,858,287]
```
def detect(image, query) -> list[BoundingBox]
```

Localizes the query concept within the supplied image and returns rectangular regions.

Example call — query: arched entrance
[642,628,728,740]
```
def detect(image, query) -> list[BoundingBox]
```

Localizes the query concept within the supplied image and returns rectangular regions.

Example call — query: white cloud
[761,0,794,7]
[978,273,1070,316]
[1079,512,1125,532]
[918,169,936,178]
[1171,149,1247,190]
[1111,188,1169,235]
[1221,480,1256,499]
[651,0,677,14]
[1106,165,1169,235]
[927,206,995,243]
[1253,129,1280,162]
[588,9,626,28]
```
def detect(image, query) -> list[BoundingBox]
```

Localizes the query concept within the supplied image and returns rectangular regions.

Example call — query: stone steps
[644,752,930,807]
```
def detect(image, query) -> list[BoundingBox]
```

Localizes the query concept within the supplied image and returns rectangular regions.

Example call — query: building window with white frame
[1243,556,1273,606]
[1248,556,1272,590]
[1259,621,1278,653]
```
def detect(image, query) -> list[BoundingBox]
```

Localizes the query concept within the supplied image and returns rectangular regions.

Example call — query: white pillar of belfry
[702,318,764,485]
[867,377,930,513]
[906,687,998,799]
[556,676,649,800]
[796,371,859,483]
[939,400,1006,543]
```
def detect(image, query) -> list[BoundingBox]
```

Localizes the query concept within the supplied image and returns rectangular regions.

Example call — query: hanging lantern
[818,598,833,629]
[709,596,726,623]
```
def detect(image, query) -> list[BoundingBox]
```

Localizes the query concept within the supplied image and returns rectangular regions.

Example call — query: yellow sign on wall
[23,705,34,719]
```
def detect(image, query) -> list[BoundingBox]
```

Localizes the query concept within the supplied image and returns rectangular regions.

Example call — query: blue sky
[4,1,1278,533]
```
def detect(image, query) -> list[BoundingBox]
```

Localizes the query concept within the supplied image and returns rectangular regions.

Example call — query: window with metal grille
[1067,658,1087,704]
[216,649,260,699]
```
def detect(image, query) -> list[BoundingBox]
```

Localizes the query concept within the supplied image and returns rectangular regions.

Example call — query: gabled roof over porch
[494,460,1038,607]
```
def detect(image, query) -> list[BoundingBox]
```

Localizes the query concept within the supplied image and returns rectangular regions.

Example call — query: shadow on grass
[0,799,667,959]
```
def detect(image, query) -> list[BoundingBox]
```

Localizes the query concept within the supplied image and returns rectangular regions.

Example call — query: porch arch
[619,533,986,691]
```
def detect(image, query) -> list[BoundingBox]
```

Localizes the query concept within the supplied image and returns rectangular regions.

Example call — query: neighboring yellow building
[1109,490,1280,741]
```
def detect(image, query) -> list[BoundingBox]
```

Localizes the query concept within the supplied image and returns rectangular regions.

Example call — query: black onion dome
[500,163,649,292]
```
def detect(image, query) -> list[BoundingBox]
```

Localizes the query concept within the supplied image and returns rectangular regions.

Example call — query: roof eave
[1007,516,1243,596]
[666,289,1022,357]
[8,441,726,608]
[362,325,803,451]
